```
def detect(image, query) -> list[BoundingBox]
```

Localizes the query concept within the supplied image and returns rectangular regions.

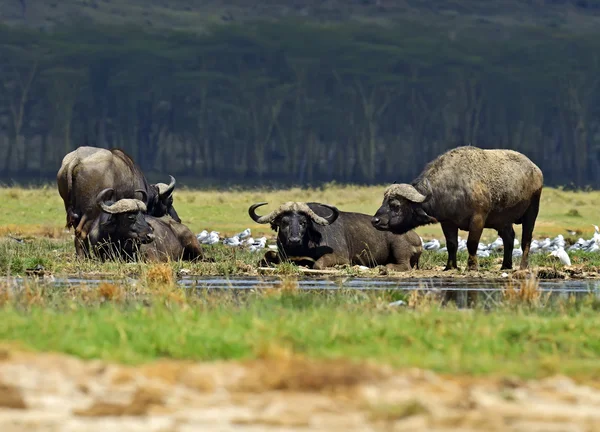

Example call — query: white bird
[548,247,571,267]
[489,237,504,251]
[243,237,254,246]
[512,248,523,257]
[223,236,241,247]
[196,230,209,242]
[588,243,600,253]
[423,239,440,251]
[593,225,600,245]
[476,249,490,258]
[204,231,220,245]
[236,228,251,239]
[253,236,267,248]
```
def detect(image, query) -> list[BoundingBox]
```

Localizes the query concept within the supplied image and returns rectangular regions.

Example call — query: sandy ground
[1,347,599,431]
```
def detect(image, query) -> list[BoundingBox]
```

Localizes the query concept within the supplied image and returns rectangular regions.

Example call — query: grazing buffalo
[56,146,181,241]
[249,201,422,271]
[371,146,544,271]
[84,188,204,262]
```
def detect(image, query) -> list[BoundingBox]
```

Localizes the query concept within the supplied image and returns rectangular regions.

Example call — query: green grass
[2,185,600,276]
[0,281,599,379]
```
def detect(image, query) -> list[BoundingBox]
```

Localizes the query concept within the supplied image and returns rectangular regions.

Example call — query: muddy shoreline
[0,347,599,431]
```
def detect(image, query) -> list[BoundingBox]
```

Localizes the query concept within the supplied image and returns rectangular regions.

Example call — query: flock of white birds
[196,228,274,253]
[195,225,600,267]
[421,225,600,267]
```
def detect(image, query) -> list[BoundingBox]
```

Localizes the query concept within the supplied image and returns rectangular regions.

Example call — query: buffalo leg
[314,254,349,270]
[74,236,91,259]
[259,250,281,267]
[466,214,486,271]
[441,222,459,271]
[498,225,516,270]
[519,189,542,270]
[410,250,421,270]
[74,214,88,238]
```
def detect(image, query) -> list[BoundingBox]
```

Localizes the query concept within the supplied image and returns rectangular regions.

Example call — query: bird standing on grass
[548,247,571,267]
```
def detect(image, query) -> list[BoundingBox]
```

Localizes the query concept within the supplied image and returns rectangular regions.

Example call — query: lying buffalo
[57,146,181,241]
[249,201,422,271]
[140,216,205,262]
[82,188,203,262]
[81,188,155,260]
[371,146,544,271]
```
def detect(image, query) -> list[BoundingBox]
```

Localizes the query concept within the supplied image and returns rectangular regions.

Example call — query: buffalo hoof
[443,266,458,271]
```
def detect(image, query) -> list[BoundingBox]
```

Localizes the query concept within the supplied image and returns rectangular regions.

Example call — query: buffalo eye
[300,220,306,227]
[128,214,137,221]
[389,200,401,212]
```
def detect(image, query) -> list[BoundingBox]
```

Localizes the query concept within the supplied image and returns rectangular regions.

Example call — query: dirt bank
[0,347,599,431]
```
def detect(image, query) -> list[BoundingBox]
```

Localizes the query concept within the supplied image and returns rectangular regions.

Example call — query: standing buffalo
[56,146,181,242]
[84,188,204,262]
[249,201,422,271]
[371,146,543,271]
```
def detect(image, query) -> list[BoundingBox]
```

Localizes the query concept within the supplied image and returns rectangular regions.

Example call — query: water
[4,275,599,306]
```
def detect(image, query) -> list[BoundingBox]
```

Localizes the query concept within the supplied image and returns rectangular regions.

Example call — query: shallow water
[4,275,600,296]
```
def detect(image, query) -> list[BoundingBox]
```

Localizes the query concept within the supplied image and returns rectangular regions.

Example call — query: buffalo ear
[414,206,437,226]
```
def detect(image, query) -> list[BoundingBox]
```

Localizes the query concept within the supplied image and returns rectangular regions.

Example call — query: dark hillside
[1,1,600,187]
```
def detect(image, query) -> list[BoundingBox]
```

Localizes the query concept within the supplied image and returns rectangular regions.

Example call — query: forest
[1,6,600,187]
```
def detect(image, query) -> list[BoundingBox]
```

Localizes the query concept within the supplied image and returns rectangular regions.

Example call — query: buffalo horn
[135,189,148,205]
[248,201,336,226]
[384,183,429,203]
[157,175,176,197]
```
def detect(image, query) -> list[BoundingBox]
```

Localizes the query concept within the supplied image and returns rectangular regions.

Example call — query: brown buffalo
[372,146,543,271]
[57,146,181,241]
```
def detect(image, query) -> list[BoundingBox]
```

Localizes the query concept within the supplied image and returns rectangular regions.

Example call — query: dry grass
[2,185,600,242]
[503,275,544,306]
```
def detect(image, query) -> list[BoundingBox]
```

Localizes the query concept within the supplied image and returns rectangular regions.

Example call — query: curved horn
[249,202,280,224]
[135,189,148,205]
[292,203,332,226]
[100,198,147,214]
[96,188,115,208]
[163,175,176,196]
[384,183,428,203]
[318,204,340,225]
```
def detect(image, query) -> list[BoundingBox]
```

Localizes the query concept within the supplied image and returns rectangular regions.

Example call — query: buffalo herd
[57,145,543,272]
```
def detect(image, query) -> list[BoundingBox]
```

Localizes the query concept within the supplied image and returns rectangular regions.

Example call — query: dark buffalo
[371,146,544,271]
[84,188,204,262]
[82,188,156,260]
[139,216,205,262]
[249,201,422,271]
[56,146,181,241]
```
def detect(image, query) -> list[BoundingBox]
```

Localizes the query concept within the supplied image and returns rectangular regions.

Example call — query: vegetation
[1,2,600,186]
[1,184,600,276]
[0,273,599,379]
